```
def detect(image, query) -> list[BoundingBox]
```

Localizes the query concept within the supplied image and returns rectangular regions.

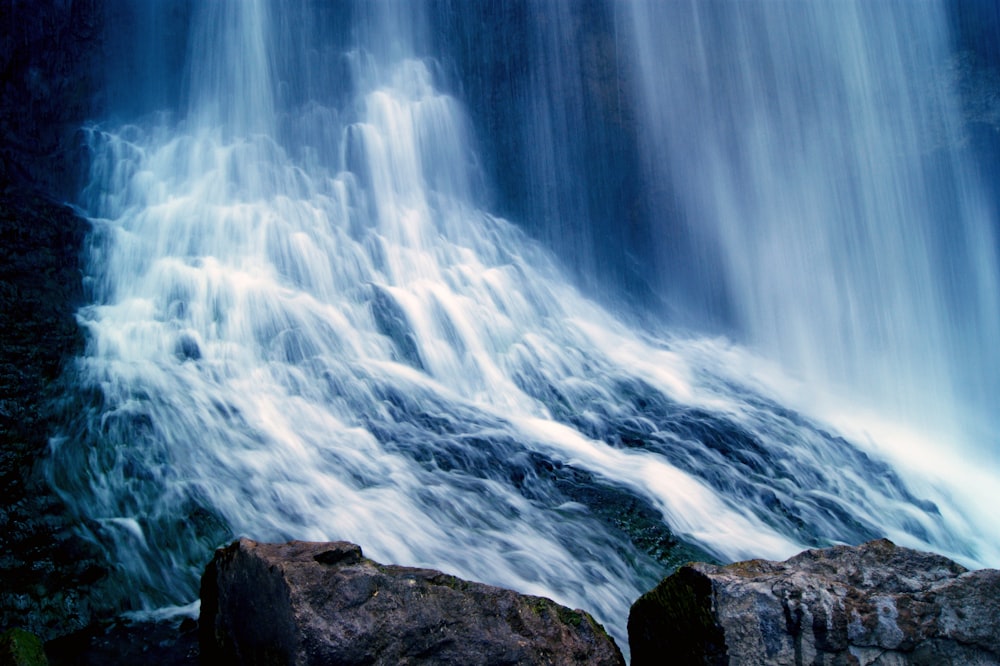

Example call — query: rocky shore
[24,538,999,665]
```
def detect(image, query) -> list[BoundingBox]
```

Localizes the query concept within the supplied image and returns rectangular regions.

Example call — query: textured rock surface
[200,538,624,665]
[1,0,101,195]
[0,628,48,666]
[0,189,96,639]
[1,0,104,638]
[629,539,1000,665]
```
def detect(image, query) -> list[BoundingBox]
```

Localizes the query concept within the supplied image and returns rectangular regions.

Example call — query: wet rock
[200,538,625,665]
[0,628,48,666]
[44,617,199,666]
[628,538,1000,665]
[0,189,92,638]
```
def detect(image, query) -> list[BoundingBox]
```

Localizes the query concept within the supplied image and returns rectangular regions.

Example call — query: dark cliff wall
[1,0,103,637]
[2,0,193,197]
[0,191,93,638]
[1,0,104,196]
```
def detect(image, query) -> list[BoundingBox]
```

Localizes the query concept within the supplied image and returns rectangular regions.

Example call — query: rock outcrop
[628,538,1000,665]
[0,190,96,638]
[200,538,624,665]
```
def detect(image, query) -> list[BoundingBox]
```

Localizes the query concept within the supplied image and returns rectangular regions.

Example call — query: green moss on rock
[628,565,728,666]
[0,628,48,666]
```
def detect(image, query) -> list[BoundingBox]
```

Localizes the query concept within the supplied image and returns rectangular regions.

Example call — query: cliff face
[0,0,105,637]
[0,179,97,640]
[629,539,1000,665]
[1,0,106,196]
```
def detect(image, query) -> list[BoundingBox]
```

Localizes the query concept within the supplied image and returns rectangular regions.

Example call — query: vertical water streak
[187,0,275,136]
[625,0,1000,445]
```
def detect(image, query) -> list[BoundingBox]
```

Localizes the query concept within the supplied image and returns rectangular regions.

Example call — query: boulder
[200,538,624,665]
[628,538,1000,665]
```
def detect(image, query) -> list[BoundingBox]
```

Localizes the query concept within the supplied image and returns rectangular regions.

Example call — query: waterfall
[624,0,1000,445]
[45,0,999,652]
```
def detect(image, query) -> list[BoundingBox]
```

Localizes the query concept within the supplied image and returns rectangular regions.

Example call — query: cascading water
[45,0,999,654]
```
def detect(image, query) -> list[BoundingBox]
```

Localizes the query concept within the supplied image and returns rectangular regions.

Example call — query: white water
[46,0,1000,653]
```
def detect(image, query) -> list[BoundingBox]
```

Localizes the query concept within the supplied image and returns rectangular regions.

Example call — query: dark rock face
[1,0,114,639]
[1,0,103,196]
[200,538,625,665]
[0,189,98,638]
[44,617,200,666]
[629,539,1000,665]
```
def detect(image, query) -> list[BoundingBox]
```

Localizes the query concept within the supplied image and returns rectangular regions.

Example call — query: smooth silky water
[626,1,1000,445]
[45,0,1000,654]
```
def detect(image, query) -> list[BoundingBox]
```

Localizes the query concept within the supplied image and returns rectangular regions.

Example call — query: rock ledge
[629,538,1000,665]
[200,538,624,665]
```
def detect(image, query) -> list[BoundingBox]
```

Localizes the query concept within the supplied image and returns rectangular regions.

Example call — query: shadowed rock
[200,538,624,665]
[629,539,1000,665]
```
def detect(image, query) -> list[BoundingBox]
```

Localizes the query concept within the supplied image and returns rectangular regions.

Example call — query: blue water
[46,0,1000,654]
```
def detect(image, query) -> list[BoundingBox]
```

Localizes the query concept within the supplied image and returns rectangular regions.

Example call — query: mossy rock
[627,564,728,666]
[0,628,48,666]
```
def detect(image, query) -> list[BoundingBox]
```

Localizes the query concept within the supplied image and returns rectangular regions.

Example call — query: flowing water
[45,0,1000,653]
[624,0,1000,450]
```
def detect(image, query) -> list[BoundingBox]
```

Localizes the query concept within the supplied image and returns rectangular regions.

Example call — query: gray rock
[628,538,1000,665]
[200,538,624,665]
